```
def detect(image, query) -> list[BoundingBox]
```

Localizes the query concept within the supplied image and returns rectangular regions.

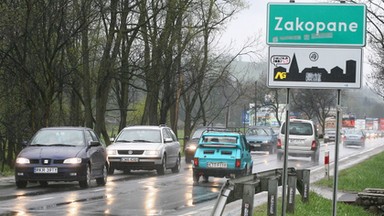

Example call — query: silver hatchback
[106,125,181,175]
[277,119,320,163]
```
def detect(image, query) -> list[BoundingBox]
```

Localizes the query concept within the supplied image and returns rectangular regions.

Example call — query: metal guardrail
[211,168,310,216]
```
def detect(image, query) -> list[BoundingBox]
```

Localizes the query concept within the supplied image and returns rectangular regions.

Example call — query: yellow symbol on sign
[274,72,287,79]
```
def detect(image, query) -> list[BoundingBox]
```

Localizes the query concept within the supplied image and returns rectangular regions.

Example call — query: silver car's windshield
[30,130,84,146]
[116,129,161,143]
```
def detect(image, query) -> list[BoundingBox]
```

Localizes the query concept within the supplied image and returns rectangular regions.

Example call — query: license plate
[253,144,261,147]
[207,162,227,168]
[121,157,139,162]
[34,167,58,173]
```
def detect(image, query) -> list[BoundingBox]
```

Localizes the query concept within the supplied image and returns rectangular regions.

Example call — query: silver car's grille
[118,150,144,155]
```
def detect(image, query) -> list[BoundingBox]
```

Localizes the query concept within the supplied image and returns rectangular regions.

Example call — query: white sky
[221,0,372,75]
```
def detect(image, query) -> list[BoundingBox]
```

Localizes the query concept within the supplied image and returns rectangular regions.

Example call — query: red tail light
[235,159,241,168]
[311,140,317,150]
[277,139,282,148]
[193,158,199,167]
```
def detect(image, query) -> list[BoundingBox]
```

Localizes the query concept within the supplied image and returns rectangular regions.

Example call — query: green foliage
[254,191,374,216]
[316,152,384,191]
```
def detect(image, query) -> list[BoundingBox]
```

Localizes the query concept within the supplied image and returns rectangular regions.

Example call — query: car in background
[277,119,320,163]
[14,127,109,189]
[184,126,225,163]
[107,125,181,175]
[323,129,337,143]
[343,129,366,148]
[192,128,253,183]
[245,126,278,154]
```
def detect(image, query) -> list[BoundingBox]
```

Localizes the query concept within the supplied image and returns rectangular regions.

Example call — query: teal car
[192,129,253,183]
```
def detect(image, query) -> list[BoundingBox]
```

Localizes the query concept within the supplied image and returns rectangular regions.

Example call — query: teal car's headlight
[16,157,30,164]
[63,158,82,164]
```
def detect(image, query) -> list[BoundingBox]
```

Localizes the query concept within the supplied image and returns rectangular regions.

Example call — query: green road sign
[267,3,366,46]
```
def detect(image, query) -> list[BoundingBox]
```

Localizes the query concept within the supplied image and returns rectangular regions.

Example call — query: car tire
[79,164,92,188]
[311,150,320,163]
[107,166,115,175]
[277,152,283,161]
[203,175,209,183]
[16,180,27,189]
[96,164,108,186]
[39,181,48,187]
[171,154,181,173]
[193,170,199,183]
[269,145,275,154]
[157,156,166,175]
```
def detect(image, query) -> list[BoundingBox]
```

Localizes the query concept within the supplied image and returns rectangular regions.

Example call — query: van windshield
[281,122,313,135]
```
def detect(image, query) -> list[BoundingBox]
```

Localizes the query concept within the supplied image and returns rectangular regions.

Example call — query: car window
[117,129,161,143]
[30,129,84,146]
[281,122,313,135]
[163,128,172,141]
[246,128,269,136]
[192,128,206,139]
[202,135,237,144]
[166,128,177,141]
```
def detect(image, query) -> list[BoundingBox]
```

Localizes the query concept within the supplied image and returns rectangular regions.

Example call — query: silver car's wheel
[157,156,166,175]
[171,154,181,173]
[79,164,92,188]
[96,164,107,186]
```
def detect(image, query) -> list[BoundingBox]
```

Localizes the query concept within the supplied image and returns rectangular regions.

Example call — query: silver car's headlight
[262,140,269,144]
[16,157,30,164]
[145,150,160,156]
[107,149,117,155]
[63,158,82,164]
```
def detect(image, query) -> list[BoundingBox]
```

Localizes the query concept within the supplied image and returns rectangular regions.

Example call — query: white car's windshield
[116,129,161,143]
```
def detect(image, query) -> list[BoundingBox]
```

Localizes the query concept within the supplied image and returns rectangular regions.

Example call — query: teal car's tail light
[235,159,241,168]
[193,158,199,167]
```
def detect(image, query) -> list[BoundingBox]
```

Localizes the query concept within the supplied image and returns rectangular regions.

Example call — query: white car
[277,119,320,163]
[106,125,181,175]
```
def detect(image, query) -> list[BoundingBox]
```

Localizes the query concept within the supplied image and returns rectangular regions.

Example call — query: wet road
[0,137,383,215]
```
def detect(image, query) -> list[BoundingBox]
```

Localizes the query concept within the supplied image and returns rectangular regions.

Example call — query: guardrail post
[296,169,310,202]
[287,173,297,213]
[267,177,278,216]
[241,182,256,216]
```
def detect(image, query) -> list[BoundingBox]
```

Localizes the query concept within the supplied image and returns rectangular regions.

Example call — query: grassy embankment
[254,151,384,215]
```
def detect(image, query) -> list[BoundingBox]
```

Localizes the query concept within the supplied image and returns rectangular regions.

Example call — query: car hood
[18,146,85,159]
[107,142,162,151]
[246,135,272,142]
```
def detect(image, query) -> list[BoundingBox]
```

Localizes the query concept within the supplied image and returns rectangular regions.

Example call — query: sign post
[266,2,366,216]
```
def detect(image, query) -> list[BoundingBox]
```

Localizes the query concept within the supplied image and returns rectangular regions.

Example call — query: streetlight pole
[254,81,257,126]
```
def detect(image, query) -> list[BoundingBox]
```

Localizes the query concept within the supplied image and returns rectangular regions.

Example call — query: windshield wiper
[132,139,152,143]
[116,140,133,143]
[49,144,76,147]
[30,144,48,146]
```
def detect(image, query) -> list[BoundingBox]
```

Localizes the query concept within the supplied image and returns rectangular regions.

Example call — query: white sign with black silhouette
[267,46,362,89]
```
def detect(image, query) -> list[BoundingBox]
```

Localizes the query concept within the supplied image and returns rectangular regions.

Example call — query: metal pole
[255,81,257,126]
[282,88,290,216]
[332,89,342,216]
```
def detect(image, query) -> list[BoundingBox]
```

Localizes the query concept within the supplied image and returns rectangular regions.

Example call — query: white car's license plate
[121,157,139,162]
[34,167,58,173]
[207,162,227,168]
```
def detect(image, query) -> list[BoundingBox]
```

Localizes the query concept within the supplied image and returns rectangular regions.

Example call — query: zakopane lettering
[274,17,358,34]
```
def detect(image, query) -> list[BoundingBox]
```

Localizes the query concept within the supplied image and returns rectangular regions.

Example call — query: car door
[241,135,252,168]
[162,128,179,166]
[85,130,105,176]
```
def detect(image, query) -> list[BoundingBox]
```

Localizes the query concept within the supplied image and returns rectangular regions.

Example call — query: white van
[277,119,320,163]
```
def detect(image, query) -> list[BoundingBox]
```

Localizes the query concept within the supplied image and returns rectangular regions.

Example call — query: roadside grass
[0,164,13,176]
[254,191,374,216]
[254,151,384,215]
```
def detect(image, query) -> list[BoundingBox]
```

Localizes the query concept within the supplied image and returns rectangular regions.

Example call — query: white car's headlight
[262,140,269,144]
[145,150,160,156]
[63,158,82,164]
[107,149,117,155]
[16,157,30,164]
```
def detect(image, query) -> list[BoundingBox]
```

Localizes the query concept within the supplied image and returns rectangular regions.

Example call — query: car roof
[285,119,314,124]
[122,125,169,130]
[39,127,92,131]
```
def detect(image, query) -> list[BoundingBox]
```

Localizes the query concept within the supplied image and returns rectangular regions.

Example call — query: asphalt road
[0,137,383,215]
